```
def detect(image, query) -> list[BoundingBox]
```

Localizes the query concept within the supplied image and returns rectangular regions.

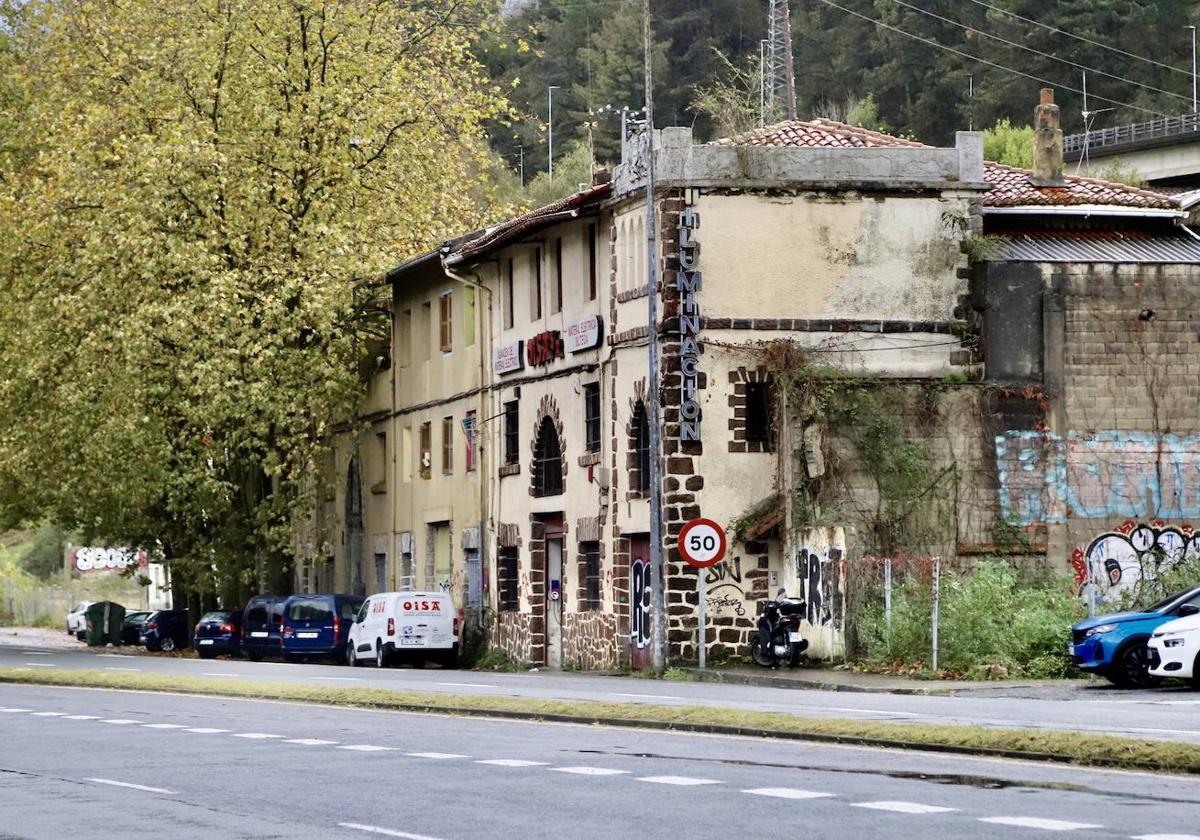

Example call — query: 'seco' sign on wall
[72,547,148,574]
[677,206,702,441]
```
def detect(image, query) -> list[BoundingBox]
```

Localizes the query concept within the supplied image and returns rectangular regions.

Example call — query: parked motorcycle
[750,590,808,668]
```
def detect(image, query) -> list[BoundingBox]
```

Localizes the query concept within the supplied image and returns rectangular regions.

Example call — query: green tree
[983,119,1034,167]
[17,523,64,581]
[0,0,507,599]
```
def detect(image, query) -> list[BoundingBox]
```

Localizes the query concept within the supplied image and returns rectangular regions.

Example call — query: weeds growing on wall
[857,560,1084,679]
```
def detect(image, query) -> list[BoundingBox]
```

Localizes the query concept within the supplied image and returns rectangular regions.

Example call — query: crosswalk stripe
[853,801,957,815]
[743,788,836,800]
[978,817,1101,831]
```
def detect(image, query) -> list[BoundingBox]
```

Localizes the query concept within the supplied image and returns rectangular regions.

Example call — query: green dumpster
[84,602,127,647]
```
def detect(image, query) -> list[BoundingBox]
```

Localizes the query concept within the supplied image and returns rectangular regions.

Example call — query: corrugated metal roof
[995,230,1200,262]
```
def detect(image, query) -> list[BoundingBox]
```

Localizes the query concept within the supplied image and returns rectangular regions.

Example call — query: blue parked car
[1070,584,1200,687]
[194,609,243,659]
[280,594,363,663]
[139,609,192,653]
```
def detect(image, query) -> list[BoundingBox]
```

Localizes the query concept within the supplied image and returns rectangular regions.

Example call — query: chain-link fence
[1,575,153,627]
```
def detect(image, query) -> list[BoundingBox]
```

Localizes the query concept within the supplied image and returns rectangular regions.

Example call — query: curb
[675,667,950,695]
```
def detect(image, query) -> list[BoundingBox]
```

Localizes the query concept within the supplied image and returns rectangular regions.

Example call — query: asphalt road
[2,683,1198,840]
[3,642,1200,745]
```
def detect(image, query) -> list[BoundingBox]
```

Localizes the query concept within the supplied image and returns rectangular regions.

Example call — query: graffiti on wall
[996,431,1200,526]
[1072,519,1199,606]
[630,558,652,649]
[788,528,846,629]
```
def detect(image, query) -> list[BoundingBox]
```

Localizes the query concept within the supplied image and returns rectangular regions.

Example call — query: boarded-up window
[419,421,431,480]
[441,416,453,475]
[439,292,452,353]
[498,547,519,611]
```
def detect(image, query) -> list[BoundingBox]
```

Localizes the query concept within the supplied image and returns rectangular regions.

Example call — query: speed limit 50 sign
[678,518,727,569]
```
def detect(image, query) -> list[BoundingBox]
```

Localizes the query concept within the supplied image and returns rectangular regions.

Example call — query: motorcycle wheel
[787,645,804,668]
[750,633,776,668]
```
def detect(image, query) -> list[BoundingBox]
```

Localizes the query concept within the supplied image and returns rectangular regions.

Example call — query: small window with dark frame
[504,258,515,330]
[532,248,543,320]
[503,400,519,465]
[532,416,563,497]
[438,292,452,353]
[498,546,519,611]
[419,421,431,480]
[633,400,651,493]
[552,237,563,314]
[441,416,454,475]
[584,382,600,453]
[587,223,597,301]
[580,541,601,610]
[745,381,773,443]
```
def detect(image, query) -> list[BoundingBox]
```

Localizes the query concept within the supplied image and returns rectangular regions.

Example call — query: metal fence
[1063,112,1200,156]
[1,576,152,626]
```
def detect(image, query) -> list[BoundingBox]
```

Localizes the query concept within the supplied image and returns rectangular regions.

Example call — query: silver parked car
[66,601,93,640]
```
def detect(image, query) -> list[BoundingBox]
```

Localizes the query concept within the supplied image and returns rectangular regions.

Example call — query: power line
[885,0,1191,105]
[815,0,1169,118]
[963,0,1190,77]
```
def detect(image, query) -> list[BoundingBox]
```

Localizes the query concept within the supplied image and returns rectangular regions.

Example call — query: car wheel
[375,642,387,669]
[159,637,176,653]
[75,631,85,642]
[346,644,357,667]
[1109,642,1162,688]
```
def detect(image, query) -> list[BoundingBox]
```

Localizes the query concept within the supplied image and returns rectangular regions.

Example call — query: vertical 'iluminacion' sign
[677,205,701,441]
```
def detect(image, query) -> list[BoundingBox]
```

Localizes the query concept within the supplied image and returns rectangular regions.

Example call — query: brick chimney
[1031,87,1065,187]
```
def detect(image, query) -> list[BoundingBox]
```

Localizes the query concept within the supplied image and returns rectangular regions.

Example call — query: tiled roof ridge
[982,159,1177,207]
[712,118,927,149]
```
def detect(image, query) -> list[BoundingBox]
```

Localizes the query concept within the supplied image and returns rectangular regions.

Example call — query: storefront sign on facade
[677,206,702,441]
[565,314,603,353]
[72,546,148,574]
[526,330,564,367]
[492,340,525,375]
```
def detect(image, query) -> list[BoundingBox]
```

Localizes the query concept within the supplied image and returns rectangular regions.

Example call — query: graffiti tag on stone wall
[1072,519,1199,607]
[996,431,1200,526]
[797,543,843,627]
[703,557,747,616]
[630,558,652,649]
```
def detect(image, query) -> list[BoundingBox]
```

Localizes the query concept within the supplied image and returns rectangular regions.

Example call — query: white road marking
[636,775,721,786]
[475,759,549,767]
[30,711,67,717]
[979,817,1101,832]
[232,733,283,739]
[0,708,32,713]
[182,727,229,734]
[21,651,53,655]
[853,801,957,814]
[311,676,360,681]
[22,663,56,668]
[825,707,920,718]
[436,682,496,689]
[405,752,467,760]
[338,822,444,840]
[338,745,395,752]
[611,692,685,701]
[64,715,99,720]
[202,672,239,677]
[1133,836,1200,840]
[85,778,176,795]
[96,654,135,659]
[103,667,142,672]
[284,738,338,746]
[552,767,630,776]
[141,724,187,729]
[100,719,143,725]
[743,788,835,800]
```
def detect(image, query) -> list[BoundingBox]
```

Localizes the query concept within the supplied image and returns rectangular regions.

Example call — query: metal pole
[782,0,796,120]
[931,556,940,672]
[1191,26,1197,114]
[518,145,524,188]
[643,0,665,675]
[884,557,892,636]
[548,85,559,182]
[759,39,767,128]
[697,569,706,669]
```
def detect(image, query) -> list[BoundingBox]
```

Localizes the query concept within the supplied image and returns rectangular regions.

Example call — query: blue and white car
[1070,584,1200,687]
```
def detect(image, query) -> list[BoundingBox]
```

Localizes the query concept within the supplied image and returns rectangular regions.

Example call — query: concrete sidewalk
[678,663,1090,696]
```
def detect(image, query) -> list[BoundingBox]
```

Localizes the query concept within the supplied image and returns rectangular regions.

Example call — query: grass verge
[1,665,1196,775]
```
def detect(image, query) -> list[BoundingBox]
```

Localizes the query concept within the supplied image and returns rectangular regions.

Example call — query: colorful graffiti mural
[1072,519,1200,607]
[996,431,1200,526]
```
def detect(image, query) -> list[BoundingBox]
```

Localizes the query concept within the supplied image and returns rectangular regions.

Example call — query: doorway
[540,514,565,669]
[629,535,652,671]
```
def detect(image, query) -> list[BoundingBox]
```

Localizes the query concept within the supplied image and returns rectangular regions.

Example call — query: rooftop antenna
[1077,71,1115,175]
[766,0,797,121]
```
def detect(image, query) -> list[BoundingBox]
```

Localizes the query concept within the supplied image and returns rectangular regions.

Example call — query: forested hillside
[483,0,1200,177]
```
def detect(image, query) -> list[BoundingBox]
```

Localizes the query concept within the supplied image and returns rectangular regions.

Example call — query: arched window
[532,416,564,497]
[632,400,651,493]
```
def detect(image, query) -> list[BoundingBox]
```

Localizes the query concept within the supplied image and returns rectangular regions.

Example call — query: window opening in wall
[633,400,650,492]
[498,546,519,611]
[419,421,431,480]
[504,258,515,330]
[374,553,387,593]
[441,416,454,475]
[581,541,601,610]
[552,237,563,314]
[587,223,597,301]
[402,425,412,483]
[464,410,477,472]
[399,309,412,366]
[503,400,520,465]
[584,382,600,453]
[464,286,476,346]
[745,381,773,443]
[532,248,543,320]
[533,416,563,497]
[439,291,452,353]
[373,432,387,493]
[419,301,431,360]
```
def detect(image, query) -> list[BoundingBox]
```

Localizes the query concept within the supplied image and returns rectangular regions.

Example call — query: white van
[346,591,458,668]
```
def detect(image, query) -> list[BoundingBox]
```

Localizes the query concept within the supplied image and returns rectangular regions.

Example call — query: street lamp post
[548,85,560,181]
[1189,26,1198,115]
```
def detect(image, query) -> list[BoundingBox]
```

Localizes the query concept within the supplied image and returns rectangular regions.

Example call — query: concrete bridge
[1065,113,1200,188]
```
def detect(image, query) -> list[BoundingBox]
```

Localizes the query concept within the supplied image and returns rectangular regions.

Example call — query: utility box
[84,602,127,647]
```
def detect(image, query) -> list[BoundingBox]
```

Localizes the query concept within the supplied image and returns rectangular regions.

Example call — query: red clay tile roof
[712,119,1178,210]
[981,161,1177,210]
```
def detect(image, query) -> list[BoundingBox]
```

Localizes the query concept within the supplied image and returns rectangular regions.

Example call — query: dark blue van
[280,594,363,662]
[241,595,287,662]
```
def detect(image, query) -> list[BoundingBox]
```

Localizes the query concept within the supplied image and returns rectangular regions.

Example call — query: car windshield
[200,611,230,623]
[287,599,332,622]
[1148,586,1200,613]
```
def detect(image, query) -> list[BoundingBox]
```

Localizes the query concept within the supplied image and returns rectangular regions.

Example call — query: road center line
[86,778,176,795]
[103,667,142,672]
[552,767,629,776]
[338,822,445,840]
[0,708,32,713]
[22,663,56,668]
[63,715,99,720]
[96,654,135,659]
[232,733,283,739]
[825,707,920,718]
[743,788,835,800]
[436,682,496,689]
[284,738,338,746]
[978,817,1101,831]
[21,651,53,655]
[182,727,229,734]
[475,759,549,767]
[311,676,360,681]
[853,801,957,814]
[338,745,395,752]
[141,723,187,729]
[636,775,721,786]
[201,672,239,677]
[100,719,143,725]
[405,752,467,760]
[611,693,685,701]
[1133,834,1200,839]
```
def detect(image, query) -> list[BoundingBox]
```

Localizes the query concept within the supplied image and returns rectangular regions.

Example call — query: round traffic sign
[678,518,727,569]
